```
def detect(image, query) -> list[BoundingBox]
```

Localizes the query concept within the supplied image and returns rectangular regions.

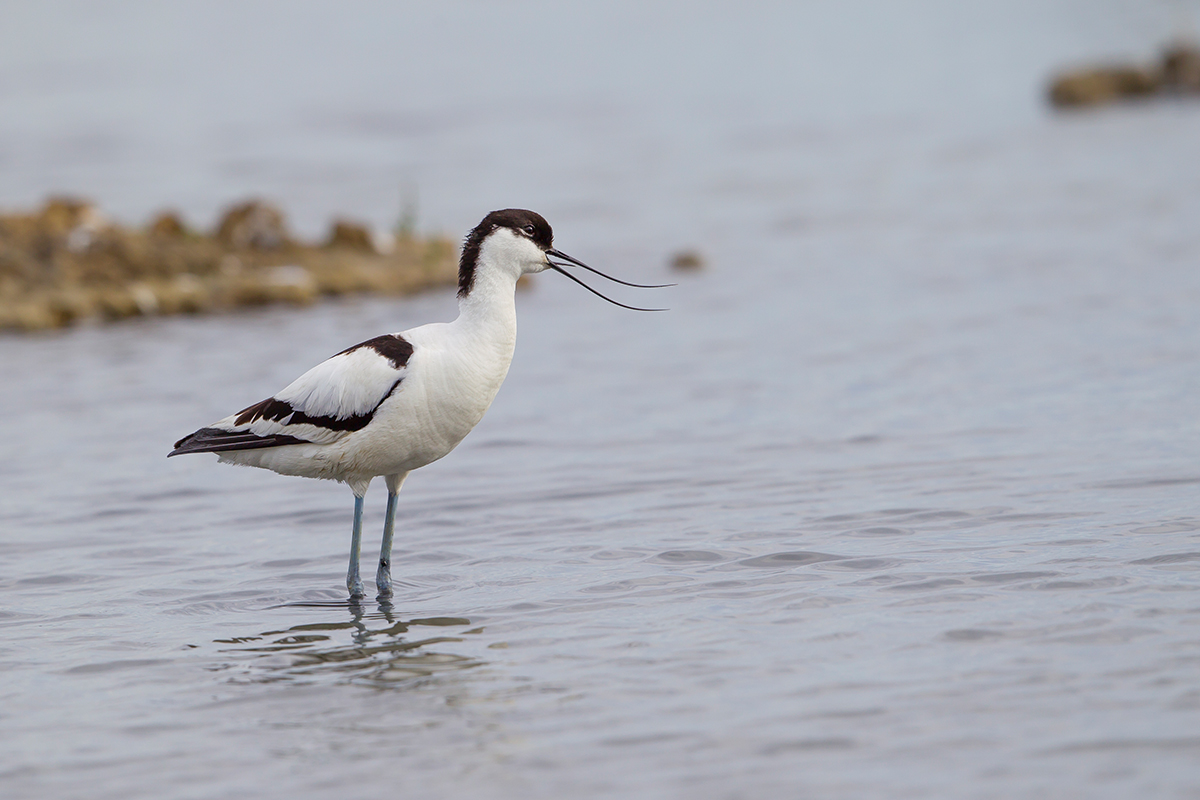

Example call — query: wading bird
[169,209,667,600]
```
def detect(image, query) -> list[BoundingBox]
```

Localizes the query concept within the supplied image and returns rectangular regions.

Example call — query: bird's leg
[376,491,398,599]
[376,472,408,600]
[347,494,366,600]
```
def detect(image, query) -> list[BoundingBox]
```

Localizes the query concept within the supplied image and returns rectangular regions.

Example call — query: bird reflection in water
[211,604,481,687]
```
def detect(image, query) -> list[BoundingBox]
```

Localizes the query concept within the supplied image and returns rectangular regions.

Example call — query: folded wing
[169,334,414,456]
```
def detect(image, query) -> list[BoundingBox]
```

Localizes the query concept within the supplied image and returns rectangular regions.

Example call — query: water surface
[2,3,1200,798]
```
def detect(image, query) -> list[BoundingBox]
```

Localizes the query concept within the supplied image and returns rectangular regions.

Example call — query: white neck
[451,254,520,364]
[447,225,548,369]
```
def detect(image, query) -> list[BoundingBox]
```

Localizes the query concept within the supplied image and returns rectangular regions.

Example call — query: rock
[149,211,187,238]
[1161,41,1200,93]
[129,282,159,315]
[1048,65,1161,108]
[95,287,143,320]
[6,298,63,331]
[35,196,109,254]
[265,265,318,305]
[38,197,98,236]
[670,250,705,271]
[215,200,290,250]
[326,219,376,252]
[156,274,210,314]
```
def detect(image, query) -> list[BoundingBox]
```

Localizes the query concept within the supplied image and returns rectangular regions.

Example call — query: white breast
[335,320,515,478]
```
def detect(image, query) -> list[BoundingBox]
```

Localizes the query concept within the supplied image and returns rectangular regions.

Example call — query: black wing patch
[168,427,309,457]
[230,380,403,433]
[168,333,413,458]
[336,334,414,368]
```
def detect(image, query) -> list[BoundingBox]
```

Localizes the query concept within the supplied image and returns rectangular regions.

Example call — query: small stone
[38,197,95,236]
[218,254,243,276]
[1048,65,1161,108]
[1161,41,1200,93]
[215,200,290,250]
[149,211,187,238]
[326,219,376,252]
[158,274,209,314]
[670,250,705,271]
[129,282,159,315]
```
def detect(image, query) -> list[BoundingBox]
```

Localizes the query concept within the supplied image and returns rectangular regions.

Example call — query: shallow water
[3,2,1200,798]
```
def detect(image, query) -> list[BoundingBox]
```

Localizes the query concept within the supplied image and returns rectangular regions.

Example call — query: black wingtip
[167,434,192,457]
[169,427,309,457]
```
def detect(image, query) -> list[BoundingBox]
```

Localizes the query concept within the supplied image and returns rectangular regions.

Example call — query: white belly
[216,301,518,487]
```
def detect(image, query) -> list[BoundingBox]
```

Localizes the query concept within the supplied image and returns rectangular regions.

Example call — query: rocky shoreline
[1048,41,1200,109]
[0,197,458,332]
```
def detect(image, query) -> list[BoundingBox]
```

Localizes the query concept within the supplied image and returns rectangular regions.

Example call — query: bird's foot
[375,561,393,600]
[347,578,365,602]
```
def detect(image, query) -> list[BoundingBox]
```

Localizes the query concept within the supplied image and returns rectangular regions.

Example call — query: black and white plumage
[172,334,414,456]
[170,209,668,601]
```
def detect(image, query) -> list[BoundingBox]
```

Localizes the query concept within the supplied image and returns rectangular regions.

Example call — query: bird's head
[458,209,670,310]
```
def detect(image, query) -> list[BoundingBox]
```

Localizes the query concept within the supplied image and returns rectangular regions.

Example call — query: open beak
[544,248,672,312]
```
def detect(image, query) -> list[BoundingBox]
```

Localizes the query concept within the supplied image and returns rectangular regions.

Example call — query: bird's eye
[523,224,536,236]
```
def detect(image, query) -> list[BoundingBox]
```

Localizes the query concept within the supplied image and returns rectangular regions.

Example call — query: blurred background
[2,0,1193,246]
[3,2,1200,799]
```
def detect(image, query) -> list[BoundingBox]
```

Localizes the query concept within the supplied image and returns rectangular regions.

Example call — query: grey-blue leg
[376,491,398,599]
[347,494,365,600]
[376,472,408,599]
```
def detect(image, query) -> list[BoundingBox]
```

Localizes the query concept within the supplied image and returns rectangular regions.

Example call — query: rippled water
[4,2,1200,798]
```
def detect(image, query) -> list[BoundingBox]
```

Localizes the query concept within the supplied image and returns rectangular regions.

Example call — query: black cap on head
[458,209,553,298]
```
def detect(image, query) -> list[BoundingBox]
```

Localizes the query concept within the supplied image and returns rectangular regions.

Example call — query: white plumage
[170,209,666,601]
